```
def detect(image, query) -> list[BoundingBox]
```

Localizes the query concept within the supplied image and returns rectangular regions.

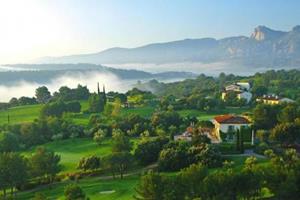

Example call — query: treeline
[135,148,300,200]
[0,147,60,199]
[253,103,300,154]
[137,69,300,105]
[0,117,85,150]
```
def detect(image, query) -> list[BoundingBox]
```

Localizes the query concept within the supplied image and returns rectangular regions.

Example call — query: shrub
[64,184,87,200]
[254,142,270,155]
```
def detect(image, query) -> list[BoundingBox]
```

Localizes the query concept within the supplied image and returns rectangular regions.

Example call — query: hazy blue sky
[0,0,299,63]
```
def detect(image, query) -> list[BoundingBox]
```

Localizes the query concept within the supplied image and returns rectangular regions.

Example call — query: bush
[64,184,87,200]
[254,142,270,155]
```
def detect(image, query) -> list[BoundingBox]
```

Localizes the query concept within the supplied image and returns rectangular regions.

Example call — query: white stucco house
[222,82,252,103]
[212,115,252,143]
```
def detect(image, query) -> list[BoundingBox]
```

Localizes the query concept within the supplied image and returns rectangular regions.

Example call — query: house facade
[221,82,252,103]
[256,95,295,105]
[212,115,251,142]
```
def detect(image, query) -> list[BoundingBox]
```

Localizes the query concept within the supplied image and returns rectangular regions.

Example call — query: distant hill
[0,64,196,85]
[36,26,300,72]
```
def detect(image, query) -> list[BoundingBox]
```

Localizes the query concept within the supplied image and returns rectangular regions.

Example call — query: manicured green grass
[23,138,113,173]
[23,137,140,173]
[17,175,139,200]
[0,104,42,125]
[120,106,156,118]
[68,113,91,126]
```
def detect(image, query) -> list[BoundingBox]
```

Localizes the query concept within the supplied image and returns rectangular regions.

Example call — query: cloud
[0,71,135,102]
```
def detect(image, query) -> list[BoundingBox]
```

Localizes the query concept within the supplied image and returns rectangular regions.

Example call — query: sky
[0,0,299,64]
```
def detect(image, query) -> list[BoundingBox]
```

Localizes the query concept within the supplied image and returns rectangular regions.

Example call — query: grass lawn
[23,138,113,173]
[120,106,156,118]
[0,104,42,125]
[0,101,90,126]
[23,137,140,173]
[17,175,139,200]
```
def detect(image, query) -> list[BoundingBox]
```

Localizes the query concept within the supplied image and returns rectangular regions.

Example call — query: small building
[174,126,218,143]
[256,95,295,105]
[221,82,252,103]
[174,126,193,142]
[212,115,251,142]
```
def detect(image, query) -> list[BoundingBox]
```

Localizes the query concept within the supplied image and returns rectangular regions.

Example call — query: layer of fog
[0,70,189,102]
[0,71,136,102]
[104,62,285,76]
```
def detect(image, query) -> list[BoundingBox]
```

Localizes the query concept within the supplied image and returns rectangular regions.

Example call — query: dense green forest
[136,69,300,100]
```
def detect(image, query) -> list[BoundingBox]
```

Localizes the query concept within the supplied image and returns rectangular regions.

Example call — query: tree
[192,130,211,145]
[134,137,169,166]
[278,104,300,123]
[104,152,133,179]
[32,193,48,200]
[64,184,87,200]
[253,104,280,130]
[236,129,240,152]
[112,130,132,153]
[134,170,165,200]
[88,93,105,113]
[65,101,81,113]
[188,144,223,168]
[9,97,19,106]
[0,152,28,198]
[203,169,240,200]
[151,110,182,131]
[35,86,51,103]
[0,132,19,152]
[93,129,106,145]
[30,147,61,183]
[264,149,300,199]
[179,163,208,199]
[77,155,101,171]
[270,122,300,145]
[252,85,268,97]
[158,143,191,171]
[112,98,121,117]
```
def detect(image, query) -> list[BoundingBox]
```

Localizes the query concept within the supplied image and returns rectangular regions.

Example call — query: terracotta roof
[214,115,250,124]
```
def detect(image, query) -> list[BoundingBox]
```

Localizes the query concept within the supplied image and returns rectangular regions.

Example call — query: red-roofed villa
[212,115,252,142]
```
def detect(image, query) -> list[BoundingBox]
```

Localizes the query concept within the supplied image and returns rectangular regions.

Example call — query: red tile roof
[214,115,250,124]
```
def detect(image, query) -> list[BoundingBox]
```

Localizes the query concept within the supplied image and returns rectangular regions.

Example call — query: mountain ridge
[36,25,300,71]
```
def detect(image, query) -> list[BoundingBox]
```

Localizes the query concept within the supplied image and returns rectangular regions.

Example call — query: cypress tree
[236,129,240,152]
[240,127,244,153]
[103,85,107,105]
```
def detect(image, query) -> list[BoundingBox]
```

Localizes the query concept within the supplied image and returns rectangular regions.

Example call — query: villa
[256,95,295,105]
[212,115,252,142]
[221,82,252,103]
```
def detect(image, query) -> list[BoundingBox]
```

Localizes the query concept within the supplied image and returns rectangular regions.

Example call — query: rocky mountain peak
[251,25,286,41]
[292,25,300,32]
